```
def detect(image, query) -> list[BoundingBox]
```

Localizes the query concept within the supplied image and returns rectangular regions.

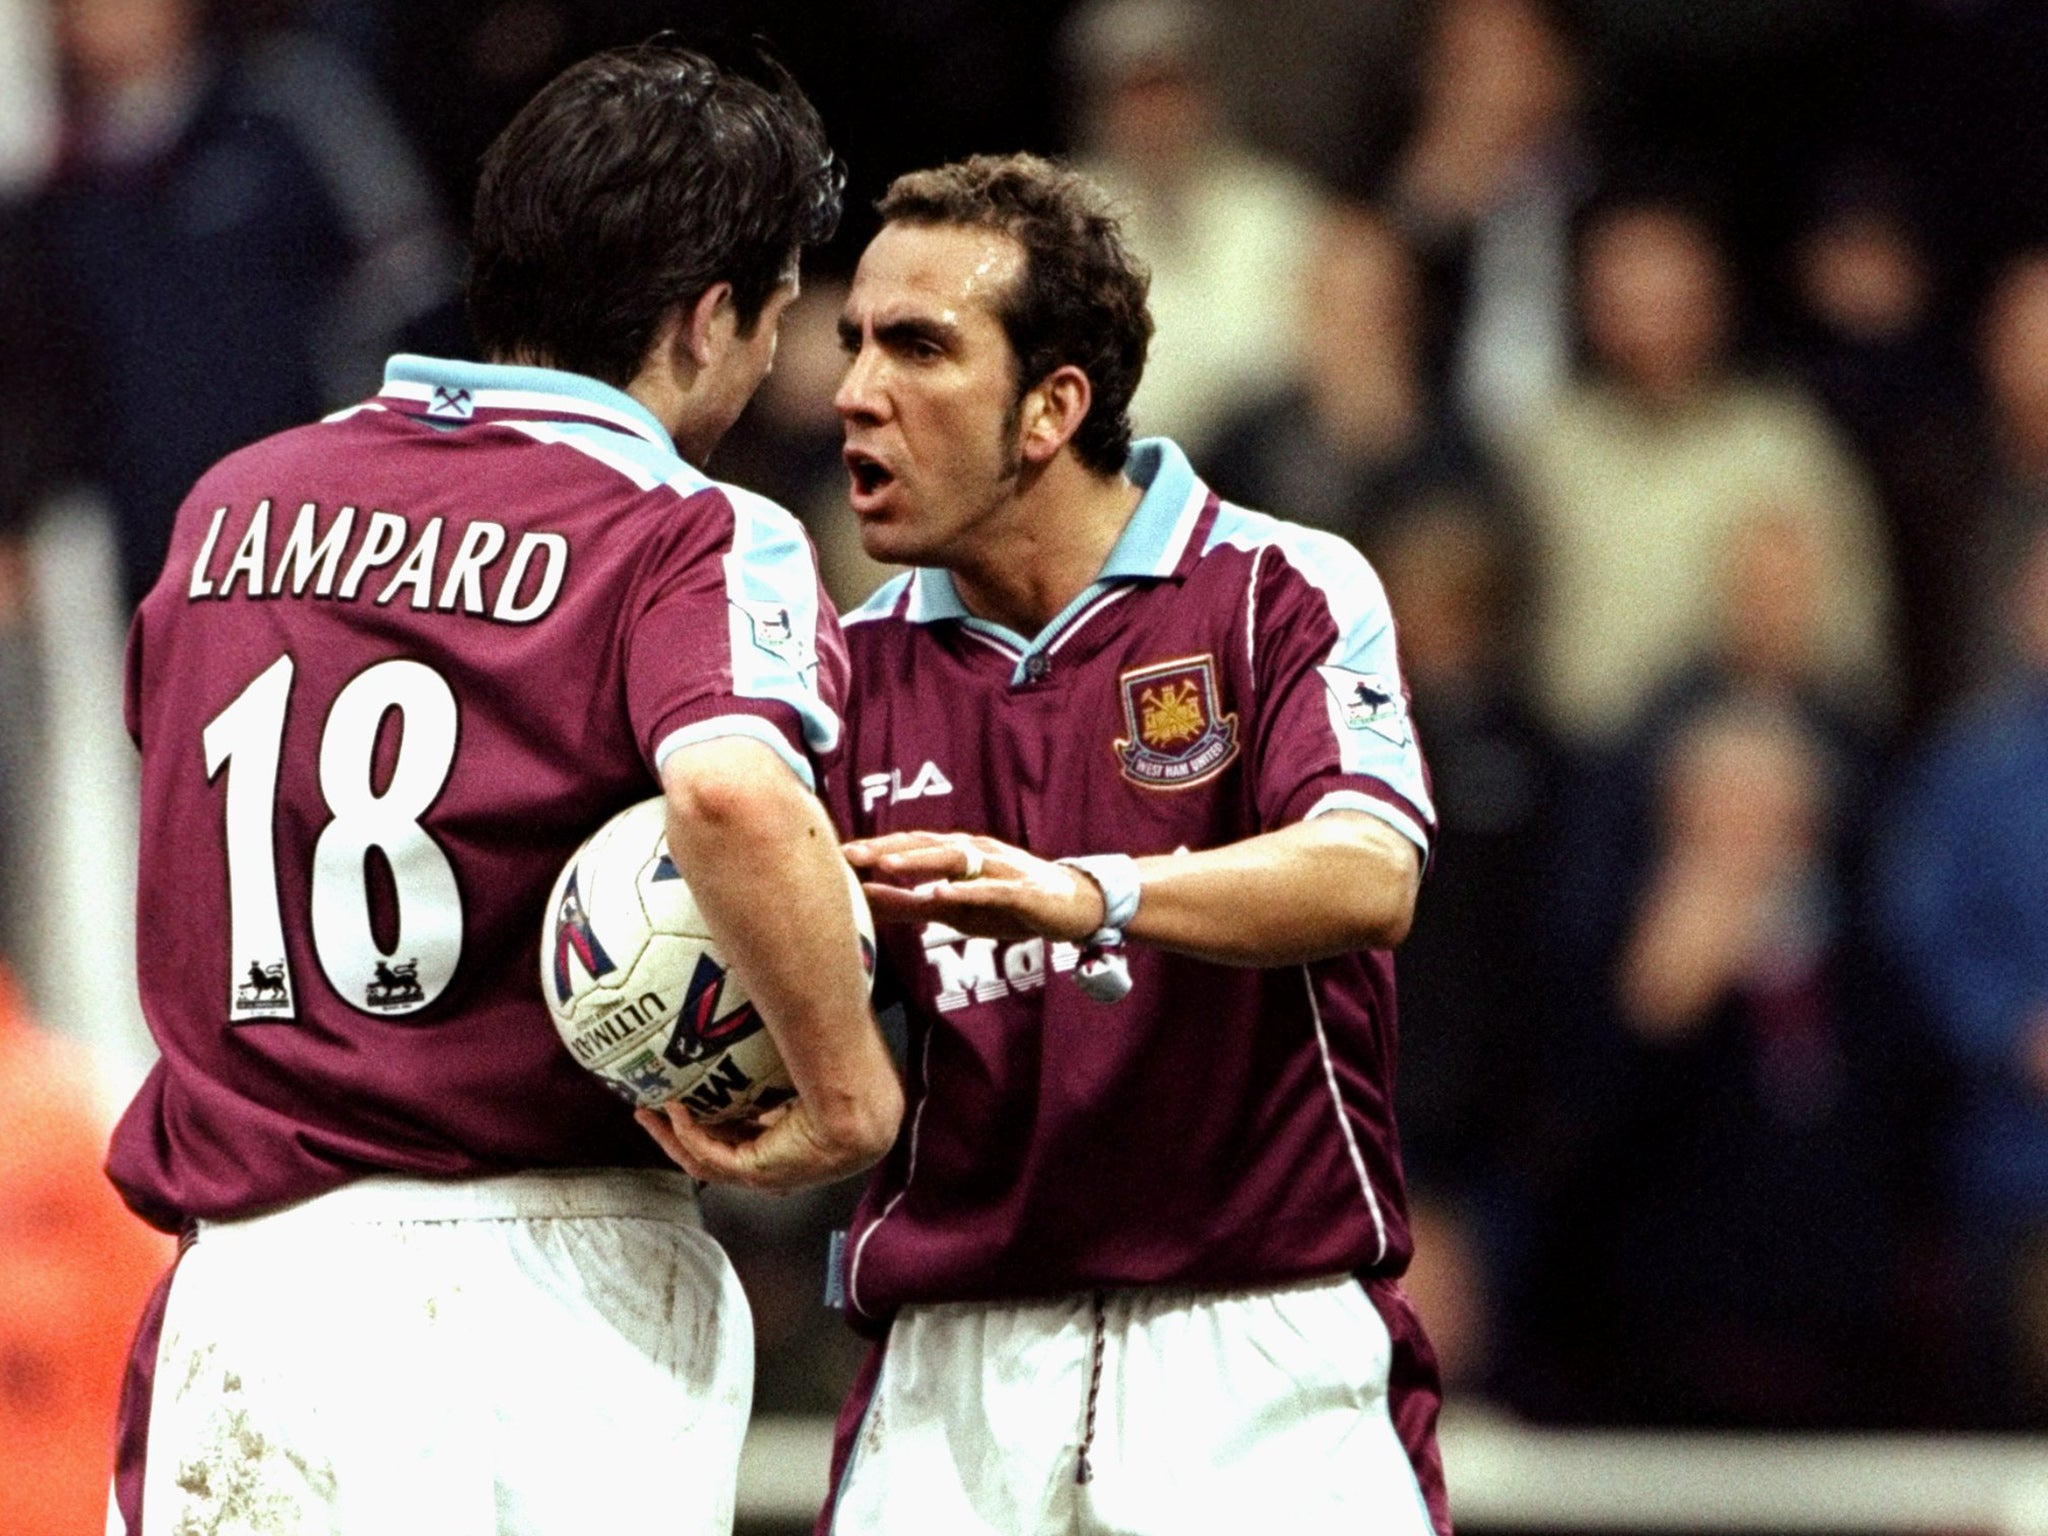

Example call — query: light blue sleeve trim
[652,714,815,792]
[1304,790,1431,855]
[1206,505,1437,825]
[717,483,842,757]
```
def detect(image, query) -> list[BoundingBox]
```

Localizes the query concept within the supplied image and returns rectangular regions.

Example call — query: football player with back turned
[645,155,1451,1534]
[108,43,900,1536]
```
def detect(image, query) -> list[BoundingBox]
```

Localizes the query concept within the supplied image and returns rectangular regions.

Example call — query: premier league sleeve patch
[1318,665,1413,747]
[1114,654,1240,790]
[733,598,817,677]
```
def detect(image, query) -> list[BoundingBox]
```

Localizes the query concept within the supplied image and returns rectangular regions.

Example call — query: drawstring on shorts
[1076,1290,1107,1485]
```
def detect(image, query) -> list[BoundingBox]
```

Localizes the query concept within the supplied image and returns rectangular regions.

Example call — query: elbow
[1331,818,1423,952]
[812,1067,905,1170]
[1339,880,1415,952]
[1367,891,1417,950]
[856,1073,907,1161]
[662,738,804,848]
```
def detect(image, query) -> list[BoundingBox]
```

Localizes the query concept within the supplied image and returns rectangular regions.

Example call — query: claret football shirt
[830,438,1436,1321]
[110,355,847,1231]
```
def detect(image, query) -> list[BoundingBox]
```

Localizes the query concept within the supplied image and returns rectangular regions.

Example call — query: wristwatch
[1058,854,1141,1003]
[1059,853,1141,931]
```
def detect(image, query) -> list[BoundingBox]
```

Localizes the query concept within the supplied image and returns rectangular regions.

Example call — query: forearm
[661,739,900,1161]
[1126,812,1420,967]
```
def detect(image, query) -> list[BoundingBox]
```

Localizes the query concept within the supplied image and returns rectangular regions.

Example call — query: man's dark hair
[877,154,1152,476]
[468,41,842,386]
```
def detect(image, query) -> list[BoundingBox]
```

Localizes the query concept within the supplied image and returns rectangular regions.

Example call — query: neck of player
[950,458,1144,637]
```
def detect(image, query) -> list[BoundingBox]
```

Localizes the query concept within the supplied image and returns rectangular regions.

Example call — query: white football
[541,796,875,1121]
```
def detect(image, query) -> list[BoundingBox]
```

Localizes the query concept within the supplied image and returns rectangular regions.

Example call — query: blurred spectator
[1580,0,1855,225]
[1374,502,1559,1392]
[0,0,57,193]
[1877,514,2048,1426]
[1203,201,1513,558]
[1508,198,1894,746]
[1526,700,1917,1426]
[0,0,455,610]
[0,0,58,928]
[1786,167,1978,720]
[1831,0,2048,307]
[0,0,55,521]
[1550,508,1890,1063]
[1063,0,1324,456]
[1383,0,1591,448]
[1790,170,1953,441]
[0,961,172,1533]
[1945,252,2048,701]
[1689,511,1887,845]
[1203,0,1420,195]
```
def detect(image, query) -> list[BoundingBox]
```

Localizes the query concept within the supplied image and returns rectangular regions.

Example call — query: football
[540,796,875,1122]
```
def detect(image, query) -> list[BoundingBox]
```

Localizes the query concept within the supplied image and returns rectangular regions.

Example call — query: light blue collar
[908,439,1207,666]
[380,354,674,454]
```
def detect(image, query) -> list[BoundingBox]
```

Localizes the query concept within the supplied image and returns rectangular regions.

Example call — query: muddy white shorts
[116,1168,750,1536]
[825,1273,1445,1536]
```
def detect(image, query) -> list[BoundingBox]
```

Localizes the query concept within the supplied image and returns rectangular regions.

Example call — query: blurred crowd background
[3,0,2048,1526]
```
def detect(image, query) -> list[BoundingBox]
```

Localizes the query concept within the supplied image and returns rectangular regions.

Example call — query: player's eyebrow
[838,311,960,356]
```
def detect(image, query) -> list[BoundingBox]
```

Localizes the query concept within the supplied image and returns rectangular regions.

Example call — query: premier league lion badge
[1317,664,1413,747]
[1114,654,1239,789]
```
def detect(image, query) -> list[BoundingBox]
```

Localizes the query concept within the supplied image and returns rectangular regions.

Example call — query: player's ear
[1017,364,1092,466]
[680,282,738,369]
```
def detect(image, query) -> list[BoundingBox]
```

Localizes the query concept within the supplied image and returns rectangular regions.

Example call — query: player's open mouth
[844,448,896,510]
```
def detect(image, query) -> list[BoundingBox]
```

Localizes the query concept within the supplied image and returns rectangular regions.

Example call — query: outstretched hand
[843,831,1107,942]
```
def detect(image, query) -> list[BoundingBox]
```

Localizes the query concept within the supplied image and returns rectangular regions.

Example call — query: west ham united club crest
[1114,654,1239,790]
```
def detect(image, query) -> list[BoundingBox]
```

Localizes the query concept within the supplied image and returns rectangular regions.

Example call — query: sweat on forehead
[873,221,1023,301]
[839,224,1024,354]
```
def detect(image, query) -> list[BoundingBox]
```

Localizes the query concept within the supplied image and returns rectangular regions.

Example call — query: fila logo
[861,760,952,812]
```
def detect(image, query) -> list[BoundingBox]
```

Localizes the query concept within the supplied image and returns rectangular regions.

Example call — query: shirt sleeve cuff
[652,711,815,791]
[1298,785,1432,857]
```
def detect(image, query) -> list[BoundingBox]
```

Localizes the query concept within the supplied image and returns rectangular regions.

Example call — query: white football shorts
[124,1168,750,1536]
[828,1273,1439,1536]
